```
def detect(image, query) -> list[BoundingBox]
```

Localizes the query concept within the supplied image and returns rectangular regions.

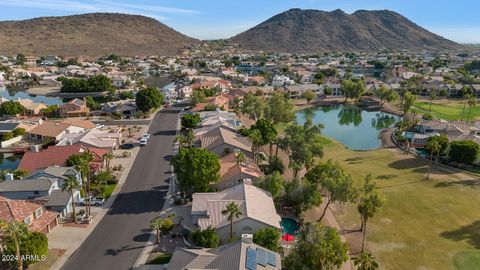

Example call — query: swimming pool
[280,217,300,235]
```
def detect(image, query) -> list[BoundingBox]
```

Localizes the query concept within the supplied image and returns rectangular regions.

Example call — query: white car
[142,133,151,140]
[140,138,148,146]
[77,197,105,206]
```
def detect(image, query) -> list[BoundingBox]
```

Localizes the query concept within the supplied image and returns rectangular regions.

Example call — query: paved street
[61,106,182,270]
[92,119,151,126]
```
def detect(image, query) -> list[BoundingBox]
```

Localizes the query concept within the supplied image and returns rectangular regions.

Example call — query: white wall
[0,135,23,148]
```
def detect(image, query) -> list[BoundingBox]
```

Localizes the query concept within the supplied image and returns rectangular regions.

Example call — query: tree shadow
[380,179,425,189]
[133,232,151,243]
[435,179,480,188]
[441,220,480,249]
[376,174,397,180]
[344,156,364,164]
[388,158,426,170]
[153,130,177,136]
[107,187,167,215]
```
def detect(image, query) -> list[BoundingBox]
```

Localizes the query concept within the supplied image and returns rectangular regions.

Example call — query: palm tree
[425,140,441,180]
[175,130,194,149]
[150,218,164,244]
[0,221,28,270]
[78,150,94,217]
[353,252,379,270]
[235,152,246,180]
[221,202,242,240]
[62,176,80,223]
[102,153,114,172]
[248,129,263,162]
[466,95,477,123]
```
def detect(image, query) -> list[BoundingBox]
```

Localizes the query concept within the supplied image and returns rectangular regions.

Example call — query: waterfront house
[191,179,281,242]
[56,128,122,150]
[16,98,48,116]
[168,235,281,270]
[59,98,90,118]
[27,121,85,142]
[217,153,263,191]
[197,126,253,158]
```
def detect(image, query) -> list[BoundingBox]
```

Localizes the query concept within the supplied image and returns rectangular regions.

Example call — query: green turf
[321,139,480,270]
[453,250,480,270]
[413,101,480,121]
[148,253,172,265]
[103,183,116,198]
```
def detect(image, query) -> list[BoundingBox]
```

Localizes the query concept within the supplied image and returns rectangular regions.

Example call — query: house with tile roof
[56,128,122,150]
[60,118,96,129]
[196,126,253,158]
[18,145,108,173]
[0,196,59,234]
[27,120,85,142]
[59,98,89,118]
[168,235,281,270]
[191,179,281,242]
[16,98,48,116]
[217,153,263,191]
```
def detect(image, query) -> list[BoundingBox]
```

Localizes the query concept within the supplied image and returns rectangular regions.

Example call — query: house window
[34,208,43,219]
[34,191,39,195]
[24,216,32,225]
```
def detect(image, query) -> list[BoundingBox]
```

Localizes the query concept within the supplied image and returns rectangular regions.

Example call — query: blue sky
[0,0,479,43]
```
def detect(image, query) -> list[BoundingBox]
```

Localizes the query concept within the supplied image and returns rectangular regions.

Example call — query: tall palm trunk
[318,198,332,222]
[269,142,273,161]
[361,221,367,253]
[156,229,161,244]
[467,106,473,123]
[14,237,22,270]
[229,218,233,239]
[427,152,433,179]
[70,190,77,223]
[461,98,468,121]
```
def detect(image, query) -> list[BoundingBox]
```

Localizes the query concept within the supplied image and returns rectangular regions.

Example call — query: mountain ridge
[0,13,199,56]
[229,9,462,53]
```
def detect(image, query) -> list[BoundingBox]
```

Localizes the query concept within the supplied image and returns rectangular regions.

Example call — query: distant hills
[0,10,464,56]
[0,13,198,56]
[229,9,462,53]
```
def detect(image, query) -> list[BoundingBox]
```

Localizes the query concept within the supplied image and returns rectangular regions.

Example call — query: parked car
[120,143,135,149]
[77,197,105,206]
[143,133,151,140]
[96,124,105,129]
[139,138,148,146]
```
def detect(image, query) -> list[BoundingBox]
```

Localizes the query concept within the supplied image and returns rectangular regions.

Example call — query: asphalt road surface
[61,106,182,270]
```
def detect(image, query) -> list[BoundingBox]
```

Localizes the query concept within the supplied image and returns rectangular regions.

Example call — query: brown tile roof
[61,118,96,129]
[29,121,71,137]
[220,153,263,180]
[0,196,58,232]
[199,126,252,153]
[18,145,108,173]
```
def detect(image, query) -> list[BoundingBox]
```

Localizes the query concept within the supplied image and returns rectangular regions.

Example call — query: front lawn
[413,100,480,121]
[147,253,172,265]
[321,139,480,270]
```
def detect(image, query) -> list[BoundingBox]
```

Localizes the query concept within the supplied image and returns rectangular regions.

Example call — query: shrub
[450,141,480,165]
[191,227,220,248]
[4,231,48,266]
[204,104,217,111]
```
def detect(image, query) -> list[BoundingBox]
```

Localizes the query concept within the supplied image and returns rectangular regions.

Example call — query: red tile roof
[18,145,108,173]
[0,196,58,232]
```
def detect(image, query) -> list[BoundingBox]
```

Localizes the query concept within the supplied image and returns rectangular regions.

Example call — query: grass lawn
[28,249,65,270]
[412,100,480,121]
[147,253,172,265]
[321,139,480,270]
[103,183,116,198]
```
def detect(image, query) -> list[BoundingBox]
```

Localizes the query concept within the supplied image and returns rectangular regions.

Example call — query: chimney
[241,234,253,244]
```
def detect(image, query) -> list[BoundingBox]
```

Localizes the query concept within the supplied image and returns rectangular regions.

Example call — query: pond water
[0,153,23,171]
[0,87,64,105]
[296,105,401,150]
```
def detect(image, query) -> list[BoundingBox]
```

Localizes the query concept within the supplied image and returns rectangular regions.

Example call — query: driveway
[61,106,183,270]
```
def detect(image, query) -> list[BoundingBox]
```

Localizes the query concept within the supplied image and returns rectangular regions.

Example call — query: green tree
[42,105,59,117]
[221,202,242,240]
[449,141,480,165]
[175,130,195,149]
[0,101,25,116]
[402,91,417,114]
[255,171,284,199]
[150,218,164,244]
[102,152,115,172]
[88,75,114,93]
[248,129,263,162]
[85,96,101,110]
[181,113,201,130]
[4,231,48,267]
[191,90,206,106]
[62,176,80,222]
[304,89,316,103]
[0,220,28,270]
[265,91,295,124]
[353,252,379,270]
[342,79,365,103]
[118,91,136,100]
[12,128,26,137]
[284,224,348,270]
[358,175,385,252]
[241,92,266,121]
[280,119,324,179]
[191,227,220,248]
[253,227,281,251]
[466,95,477,122]
[426,135,449,168]
[250,118,277,160]
[135,87,164,112]
[283,178,322,215]
[172,148,220,194]
[428,90,437,111]
[305,160,358,221]
[16,54,26,65]
[373,85,398,107]
[425,139,441,179]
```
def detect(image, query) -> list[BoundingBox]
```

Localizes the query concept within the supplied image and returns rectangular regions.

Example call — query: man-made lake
[0,153,23,171]
[0,87,64,105]
[296,105,401,150]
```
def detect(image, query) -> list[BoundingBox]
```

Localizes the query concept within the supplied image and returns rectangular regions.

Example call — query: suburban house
[60,118,96,130]
[283,84,322,99]
[56,128,122,150]
[59,98,90,118]
[0,121,20,135]
[217,153,263,191]
[0,177,79,219]
[271,75,295,87]
[197,126,253,158]
[18,145,108,173]
[168,235,281,270]
[16,98,48,116]
[0,196,59,233]
[26,166,82,188]
[102,101,137,117]
[191,179,281,242]
[28,120,85,142]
